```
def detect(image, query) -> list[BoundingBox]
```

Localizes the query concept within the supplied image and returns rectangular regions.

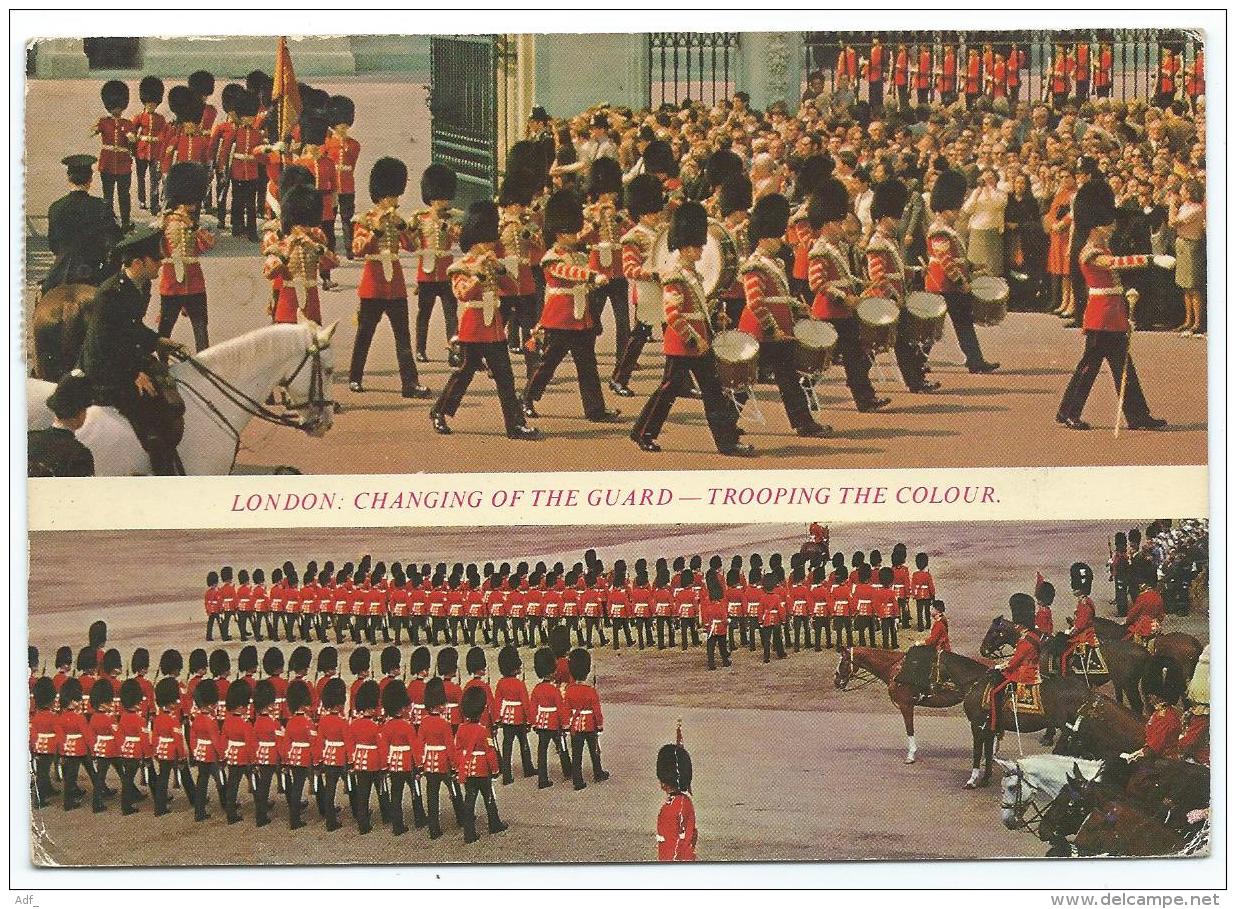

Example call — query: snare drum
[904,291,948,346]
[632,279,664,328]
[712,329,760,391]
[792,320,838,376]
[1153,254,1177,271]
[969,276,1009,326]
[857,298,899,353]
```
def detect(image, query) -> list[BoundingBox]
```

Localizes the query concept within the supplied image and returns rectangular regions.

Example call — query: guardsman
[436,646,464,733]
[974,594,1040,788]
[913,43,932,106]
[494,645,536,783]
[94,79,135,228]
[925,167,998,374]
[938,43,958,105]
[1073,42,1091,102]
[187,678,220,821]
[497,164,545,368]
[1129,661,1183,762]
[52,646,74,692]
[1006,45,1024,110]
[264,185,335,326]
[714,173,752,328]
[133,76,166,213]
[630,201,748,455]
[893,43,910,109]
[836,42,858,92]
[1156,47,1179,109]
[702,569,731,669]
[922,602,950,651]
[156,162,216,351]
[28,371,95,477]
[529,647,571,787]
[564,648,608,790]
[1049,45,1071,110]
[1061,563,1098,674]
[222,89,263,240]
[432,200,541,440]
[1034,579,1055,637]
[757,573,787,663]
[162,86,210,173]
[890,543,912,629]
[655,741,697,861]
[315,676,348,830]
[522,188,619,424]
[740,192,830,436]
[911,552,936,631]
[808,177,888,413]
[866,37,886,112]
[1185,48,1204,111]
[407,645,432,729]
[323,96,360,257]
[349,679,384,835]
[291,115,339,291]
[419,677,461,840]
[30,677,60,808]
[611,173,666,397]
[57,678,96,811]
[248,679,279,827]
[1056,196,1166,431]
[219,680,254,824]
[787,154,832,300]
[1124,581,1166,645]
[410,164,461,362]
[456,687,508,843]
[41,154,121,294]
[208,83,242,230]
[378,679,424,834]
[462,647,496,728]
[583,156,632,360]
[113,679,148,815]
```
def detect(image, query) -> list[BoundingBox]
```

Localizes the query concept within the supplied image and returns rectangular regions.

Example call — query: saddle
[981,677,1044,717]
[1067,642,1108,676]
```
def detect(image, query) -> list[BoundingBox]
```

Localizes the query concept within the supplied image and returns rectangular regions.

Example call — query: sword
[1113,291,1139,439]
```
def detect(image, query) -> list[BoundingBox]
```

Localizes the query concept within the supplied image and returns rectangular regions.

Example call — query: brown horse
[834,646,988,764]
[31,283,98,381]
[1074,800,1191,856]
[1053,692,1145,760]
[1095,616,1204,680]
[799,540,829,561]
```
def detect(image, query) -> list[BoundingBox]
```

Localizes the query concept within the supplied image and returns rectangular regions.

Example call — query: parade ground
[27,519,1210,865]
[23,77,1208,475]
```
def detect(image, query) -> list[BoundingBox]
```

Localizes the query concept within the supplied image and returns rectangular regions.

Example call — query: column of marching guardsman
[29,620,614,840]
[194,542,942,665]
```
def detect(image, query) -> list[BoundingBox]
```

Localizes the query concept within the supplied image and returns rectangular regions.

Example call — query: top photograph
[23,29,1208,477]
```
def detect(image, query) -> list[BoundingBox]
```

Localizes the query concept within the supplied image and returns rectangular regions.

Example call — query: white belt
[163,256,199,285]
[289,741,311,750]
[501,700,521,710]
[424,744,445,751]
[462,290,501,326]
[324,740,344,748]
[103,145,131,154]
[471,750,487,756]
[65,734,82,740]
[596,242,615,268]
[96,735,114,742]
[388,745,410,753]
[549,284,592,321]
[257,740,277,749]
[232,153,255,161]
[366,249,401,283]
[227,739,245,748]
[354,743,376,751]
[137,135,159,144]
[576,709,593,715]
[1088,287,1123,297]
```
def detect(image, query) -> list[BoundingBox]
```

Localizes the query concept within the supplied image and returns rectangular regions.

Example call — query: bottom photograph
[26,519,1210,865]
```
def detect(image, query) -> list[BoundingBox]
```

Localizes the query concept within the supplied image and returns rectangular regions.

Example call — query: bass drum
[712,329,759,392]
[970,276,1009,327]
[649,219,738,299]
[857,298,899,354]
[792,319,838,376]
[904,291,948,347]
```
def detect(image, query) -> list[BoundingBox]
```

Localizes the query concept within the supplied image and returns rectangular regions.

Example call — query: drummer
[630,201,752,457]
[737,194,831,438]
[611,174,666,398]
[716,174,753,328]
[807,177,889,413]
[865,178,938,394]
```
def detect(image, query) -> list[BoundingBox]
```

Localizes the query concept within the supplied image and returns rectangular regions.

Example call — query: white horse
[28,322,339,476]
[997,754,1103,833]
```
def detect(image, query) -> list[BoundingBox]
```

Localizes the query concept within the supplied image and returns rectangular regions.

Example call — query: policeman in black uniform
[41,155,122,294]
[79,226,187,475]
[28,370,95,477]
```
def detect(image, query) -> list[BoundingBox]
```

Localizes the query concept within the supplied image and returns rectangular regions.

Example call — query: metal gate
[429,35,501,203]
[648,33,739,107]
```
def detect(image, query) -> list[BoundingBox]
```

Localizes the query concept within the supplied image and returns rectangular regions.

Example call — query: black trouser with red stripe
[941,291,986,369]
[524,328,607,418]
[613,321,654,387]
[351,298,421,394]
[1058,330,1151,424]
[498,724,536,782]
[736,338,816,429]
[813,616,832,650]
[435,341,527,436]
[416,282,459,357]
[158,292,209,353]
[855,615,878,647]
[826,317,878,408]
[502,294,541,379]
[587,279,631,358]
[461,776,504,840]
[534,729,572,785]
[101,171,132,227]
[632,353,738,449]
[833,616,854,648]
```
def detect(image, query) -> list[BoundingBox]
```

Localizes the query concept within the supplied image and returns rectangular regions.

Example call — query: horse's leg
[893,685,916,763]
[966,724,984,788]
[1040,725,1057,746]
[979,732,995,786]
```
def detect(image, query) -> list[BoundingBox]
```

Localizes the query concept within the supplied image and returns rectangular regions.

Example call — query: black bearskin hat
[410,646,432,675]
[327,95,355,127]
[130,647,150,674]
[89,678,113,712]
[436,646,459,678]
[59,677,84,709]
[207,571,219,587]
[497,165,536,208]
[1070,562,1094,596]
[382,679,409,718]
[32,677,56,710]
[209,648,230,678]
[871,179,909,222]
[245,70,271,104]
[543,188,585,244]
[286,679,311,713]
[224,678,251,711]
[253,678,276,714]
[749,193,790,242]
[299,115,328,146]
[460,200,500,251]
[188,70,215,98]
[642,140,678,178]
[167,85,193,122]
[1142,655,1185,705]
[234,89,259,120]
[101,79,130,111]
[719,173,753,217]
[262,647,284,676]
[795,154,835,199]
[930,169,968,214]
[1089,192,1118,229]
[220,567,233,583]
[139,75,164,105]
[102,649,122,675]
[568,647,591,682]
[193,678,219,711]
[350,647,371,676]
[238,645,258,675]
[706,149,744,190]
[220,82,245,114]
[808,179,850,228]
[657,742,692,793]
[319,676,346,711]
[549,625,572,659]
[668,200,708,251]
[1036,580,1056,606]
[626,173,665,219]
[498,645,521,677]
[534,647,556,680]
[419,162,456,204]
[915,552,929,570]
[119,678,143,710]
[280,186,324,233]
[317,646,339,674]
[380,646,401,675]
[367,156,408,203]
[289,646,312,675]
[279,164,315,197]
[588,155,623,201]
[461,686,487,722]
[423,676,447,712]
[354,679,380,713]
[187,648,207,675]
[89,620,108,649]
[1009,593,1036,628]
[55,645,73,668]
[465,646,487,676]
[164,162,211,208]
[155,677,180,709]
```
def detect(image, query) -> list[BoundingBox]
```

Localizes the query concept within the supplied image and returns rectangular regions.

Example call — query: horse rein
[1000,769,1049,837]
[835,648,883,691]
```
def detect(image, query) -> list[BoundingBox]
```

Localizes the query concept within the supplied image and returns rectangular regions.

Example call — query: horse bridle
[274,340,333,413]
[835,647,882,691]
[1000,767,1048,836]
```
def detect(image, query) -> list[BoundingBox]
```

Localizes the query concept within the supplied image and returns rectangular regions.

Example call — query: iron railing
[648,32,740,108]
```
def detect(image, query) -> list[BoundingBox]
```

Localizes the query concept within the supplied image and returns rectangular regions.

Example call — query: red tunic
[224,124,263,182]
[1125,589,1166,638]
[378,718,420,772]
[923,616,951,651]
[564,682,603,733]
[450,252,519,343]
[322,134,360,195]
[1071,595,1098,646]
[30,709,61,756]
[495,676,531,726]
[530,680,566,731]
[253,715,281,766]
[924,221,967,294]
[739,251,797,339]
[133,110,166,162]
[1079,244,1149,333]
[540,247,597,331]
[662,266,714,356]
[462,677,497,728]
[189,712,222,763]
[96,115,134,175]
[417,713,457,774]
[582,201,629,279]
[410,208,460,283]
[291,153,337,221]
[57,710,94,757]
[158,210,215,297]
[88,713,118,758]
[220,713,255,765]
[316,713,351,766]
[1144,705,1182,757]
[264,225,337,324]
[808,236,857,320]
[161,130,211,172]
[893,47,909,87]
[759,590,784,628]
[352,207,416,299]
[1035,606,1054,637]
[1003,635,1041,684]
[348,715,383,771]
[911,569,935,601]
[455,720,499,781]
[915,48,932,91]
[280,714,316,767]
[939,48,957,95]
[657,792,698,861]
